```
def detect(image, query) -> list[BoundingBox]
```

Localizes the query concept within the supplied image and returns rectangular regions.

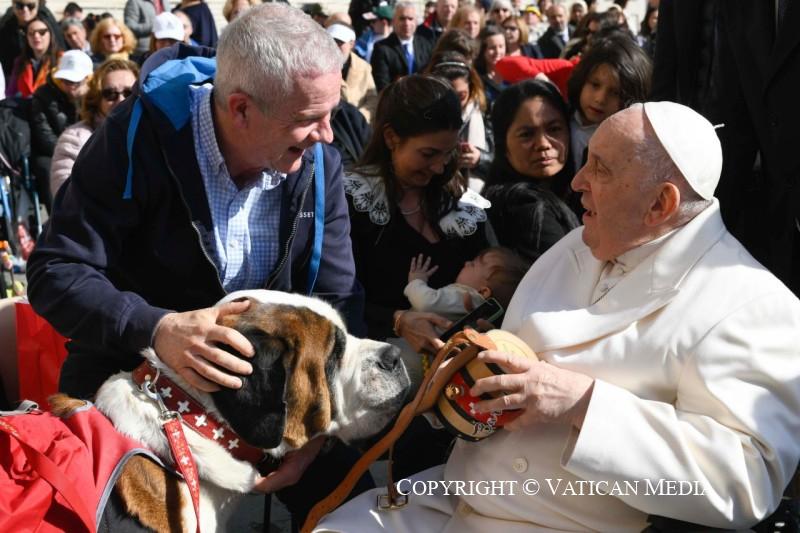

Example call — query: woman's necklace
[399,203,421,216]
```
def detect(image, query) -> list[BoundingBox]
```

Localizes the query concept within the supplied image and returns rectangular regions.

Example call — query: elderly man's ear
[643,182,681,227]
[226,92,252,127]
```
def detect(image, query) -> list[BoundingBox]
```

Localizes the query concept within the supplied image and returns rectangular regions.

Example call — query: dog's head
[211,290,410,454]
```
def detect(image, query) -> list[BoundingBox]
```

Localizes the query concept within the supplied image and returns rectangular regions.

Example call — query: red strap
[163,417,201,533]
[0,419,95,533]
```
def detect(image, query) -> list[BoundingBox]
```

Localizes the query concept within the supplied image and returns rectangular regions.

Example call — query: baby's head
[566,32,652,125]
[455,247,529,308]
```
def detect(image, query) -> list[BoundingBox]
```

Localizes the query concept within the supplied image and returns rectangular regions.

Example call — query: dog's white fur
[93,290,409,531]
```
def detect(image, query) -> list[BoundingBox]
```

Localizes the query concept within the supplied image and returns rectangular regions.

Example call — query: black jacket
[652,0,800,296]
[331,101,371,170]
[27,44,365,379]
[30,76,78,157]
[370,33,433,91]
[483,180,579,263]
[537,26,570,59]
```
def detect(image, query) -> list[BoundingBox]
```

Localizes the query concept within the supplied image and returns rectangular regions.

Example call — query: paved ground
[228,460,389,532]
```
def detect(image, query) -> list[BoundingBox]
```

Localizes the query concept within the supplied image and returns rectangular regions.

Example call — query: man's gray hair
[61,17,83,31]
[394,1,417,15]
[215,3,342,112]
[634,124,713,221]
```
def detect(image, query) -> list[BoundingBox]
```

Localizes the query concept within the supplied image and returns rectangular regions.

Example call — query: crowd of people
[2,0,800,531]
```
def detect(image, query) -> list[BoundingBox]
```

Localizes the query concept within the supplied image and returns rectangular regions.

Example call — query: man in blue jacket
[27,2,368,521]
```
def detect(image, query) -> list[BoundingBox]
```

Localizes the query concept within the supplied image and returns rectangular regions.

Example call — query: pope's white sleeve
[561,291,800,528]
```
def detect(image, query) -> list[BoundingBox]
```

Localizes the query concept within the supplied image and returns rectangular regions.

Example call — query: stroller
[0,98,43,298]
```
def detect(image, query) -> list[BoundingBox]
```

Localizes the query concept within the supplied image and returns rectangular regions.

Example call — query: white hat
[54,50,93,83]
[153,12,184,41]
[642,101,722,200]
[326,23,356,43]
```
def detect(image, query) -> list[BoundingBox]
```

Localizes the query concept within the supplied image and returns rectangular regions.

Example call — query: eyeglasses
[27,27,49,37]
[102,33,123,41]
[503,26,520,32]
[101,88,132,101]
[492,7,510,13]
[14,2,37,11]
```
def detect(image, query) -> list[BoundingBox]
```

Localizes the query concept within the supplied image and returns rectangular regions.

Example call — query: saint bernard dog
[58,290,411,532]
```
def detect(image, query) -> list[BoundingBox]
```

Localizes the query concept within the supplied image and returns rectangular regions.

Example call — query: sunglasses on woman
[101,88,132,101]
[27,27,49,37]
[103,33,123,41]
[14,2,37,11]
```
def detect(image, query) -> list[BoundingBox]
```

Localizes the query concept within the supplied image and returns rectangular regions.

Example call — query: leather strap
[300,329,496,533]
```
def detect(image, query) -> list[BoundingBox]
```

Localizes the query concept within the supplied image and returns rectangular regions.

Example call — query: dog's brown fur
[115,456,186,532]
[48,393,88,416]
[221,302,339,448]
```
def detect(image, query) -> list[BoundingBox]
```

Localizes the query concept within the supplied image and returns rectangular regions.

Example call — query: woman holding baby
[344,74,493,349]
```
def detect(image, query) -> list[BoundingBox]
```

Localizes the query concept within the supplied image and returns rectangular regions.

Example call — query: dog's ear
[211,328,288,449]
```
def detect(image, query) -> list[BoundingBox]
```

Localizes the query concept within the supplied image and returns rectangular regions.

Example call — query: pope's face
[571,111,656,261]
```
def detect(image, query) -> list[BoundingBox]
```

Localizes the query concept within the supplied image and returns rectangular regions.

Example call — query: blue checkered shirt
[189,84,286,292]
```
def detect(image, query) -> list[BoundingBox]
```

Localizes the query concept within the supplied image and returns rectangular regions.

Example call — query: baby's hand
[408,254,439,283]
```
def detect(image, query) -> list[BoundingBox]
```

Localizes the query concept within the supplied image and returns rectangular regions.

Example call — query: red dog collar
[131,362,275,470]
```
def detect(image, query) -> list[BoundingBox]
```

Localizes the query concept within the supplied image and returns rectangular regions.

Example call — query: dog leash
[300,329,497,533]
[136,364,202,533]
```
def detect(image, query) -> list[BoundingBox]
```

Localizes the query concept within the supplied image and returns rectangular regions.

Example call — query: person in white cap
[317,102,800,532]
[326,21,377,122]
[29,49,93,211]
[150,12,185,51]
[124,0,174,55]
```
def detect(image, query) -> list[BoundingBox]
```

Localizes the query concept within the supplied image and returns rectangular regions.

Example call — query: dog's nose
[377,345,401,372]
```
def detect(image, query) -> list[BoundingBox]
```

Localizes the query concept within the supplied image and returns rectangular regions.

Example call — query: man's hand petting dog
[252,436,326,493]
[153,299,255,392]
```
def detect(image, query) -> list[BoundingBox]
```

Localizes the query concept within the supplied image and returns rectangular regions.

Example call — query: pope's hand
[469,350,595,430]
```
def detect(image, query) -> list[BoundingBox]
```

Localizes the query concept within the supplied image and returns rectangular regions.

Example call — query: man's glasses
[14,2,37,11]
[27,28,49,37]
[101,88,132,101]
[102,33,123,41]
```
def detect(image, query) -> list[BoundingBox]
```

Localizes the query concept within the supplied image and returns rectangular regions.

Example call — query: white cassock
[318,200,800,532]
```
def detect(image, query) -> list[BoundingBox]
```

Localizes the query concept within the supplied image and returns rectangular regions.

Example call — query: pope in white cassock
[316,102,800,531]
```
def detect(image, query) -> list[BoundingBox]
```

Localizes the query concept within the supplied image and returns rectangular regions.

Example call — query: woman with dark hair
[637,5,658,59]
[345,74,490,346]
[430,28,479,64]
[483,79,579,263]
[347,76,492,480]
[426,51,493,190]
[473,25,507,107]
[6,13,61,98]
[562,9,623,59]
